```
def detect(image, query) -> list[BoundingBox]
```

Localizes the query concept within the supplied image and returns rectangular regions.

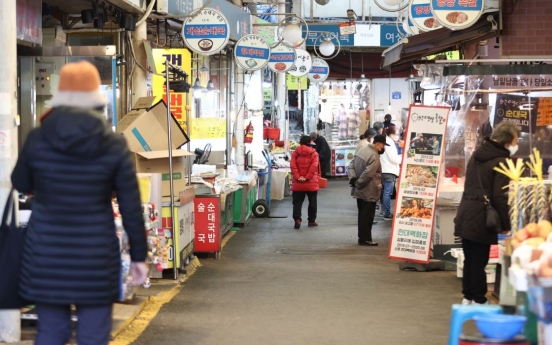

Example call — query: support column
[0,0,22,342]
[276,0,287,142]
[235,67,245,171]
[131,22,148,105]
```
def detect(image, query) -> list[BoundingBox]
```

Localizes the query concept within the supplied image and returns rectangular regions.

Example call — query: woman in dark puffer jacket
[290,135,320,229]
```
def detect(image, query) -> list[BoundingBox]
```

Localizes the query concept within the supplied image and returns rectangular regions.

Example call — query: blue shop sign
[303,24,405,48]
[392,92,402,100]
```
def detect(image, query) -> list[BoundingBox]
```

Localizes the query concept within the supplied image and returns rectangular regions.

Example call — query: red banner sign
[194,197,220,253]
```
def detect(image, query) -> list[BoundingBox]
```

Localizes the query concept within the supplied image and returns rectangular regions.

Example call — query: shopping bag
[318,164,328,189]
[0,190,30,309]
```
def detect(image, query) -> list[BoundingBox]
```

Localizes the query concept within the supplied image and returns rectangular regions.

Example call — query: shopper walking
[11,61,148,345]
[380,125,402,220]
[291,135,320,229]
[383,114,394,129]
[348,134,389,246]
[454,122,520,305]
[310,132,331,178]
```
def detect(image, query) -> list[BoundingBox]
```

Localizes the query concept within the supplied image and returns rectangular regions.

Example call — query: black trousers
[357,199,376,242]
[321,160,330,178]
[292,191,317,222]
[462,238,491,304]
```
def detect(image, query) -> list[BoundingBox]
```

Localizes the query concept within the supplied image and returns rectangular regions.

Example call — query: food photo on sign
[404,164,439,189]
[430,0,485,30]
[399,197,433,220]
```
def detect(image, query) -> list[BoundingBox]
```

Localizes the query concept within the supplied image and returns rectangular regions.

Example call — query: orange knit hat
[50,61,106,109]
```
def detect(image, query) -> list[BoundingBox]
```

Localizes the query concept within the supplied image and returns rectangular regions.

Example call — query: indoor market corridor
[133,179,460,345]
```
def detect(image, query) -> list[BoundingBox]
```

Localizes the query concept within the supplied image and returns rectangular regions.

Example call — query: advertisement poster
[194,197,221,253]
[389,105,450,263]
[331,148,355,176]
[151,49,192,133]
[493,94,537,133]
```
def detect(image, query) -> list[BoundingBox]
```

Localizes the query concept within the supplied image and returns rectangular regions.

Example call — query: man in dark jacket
[383,114,394,129]
[348,134,389,246]
[11,61,148,345]
[454,122,520,305]
[310,132,331,178]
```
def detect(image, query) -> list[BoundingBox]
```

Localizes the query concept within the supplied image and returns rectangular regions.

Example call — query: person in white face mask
[454,121,521,306]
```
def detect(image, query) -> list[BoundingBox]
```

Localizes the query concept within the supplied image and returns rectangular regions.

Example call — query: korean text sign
[388,105,450,263]
[194,197,221,253]
[493,94,537,133]
[152,48,192,133]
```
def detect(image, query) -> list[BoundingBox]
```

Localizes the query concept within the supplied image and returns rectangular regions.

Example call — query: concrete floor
[133,179,462,345]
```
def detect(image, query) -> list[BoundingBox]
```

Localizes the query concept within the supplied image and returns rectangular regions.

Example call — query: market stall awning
[381,12,499,69]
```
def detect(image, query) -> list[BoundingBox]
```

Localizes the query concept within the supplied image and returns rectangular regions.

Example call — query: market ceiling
[317,51,412,79]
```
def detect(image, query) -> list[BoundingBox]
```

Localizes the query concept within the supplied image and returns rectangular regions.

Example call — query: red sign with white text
[194,197,221,253]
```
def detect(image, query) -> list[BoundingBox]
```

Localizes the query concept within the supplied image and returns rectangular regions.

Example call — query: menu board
[331,148,355,176]
[191,118,226,139]
[389,105,450,264]
[537,97,552,127]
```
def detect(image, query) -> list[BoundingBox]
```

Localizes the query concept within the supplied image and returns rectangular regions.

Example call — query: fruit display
[510,220,552,251]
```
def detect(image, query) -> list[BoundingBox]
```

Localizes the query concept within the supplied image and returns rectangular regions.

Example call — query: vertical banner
[152,49,192,132]
[194,197,221,253]
[389,105,451,263]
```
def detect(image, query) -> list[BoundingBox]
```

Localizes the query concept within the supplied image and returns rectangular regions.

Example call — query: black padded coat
[11,107,147,305]
[454,139,511,244]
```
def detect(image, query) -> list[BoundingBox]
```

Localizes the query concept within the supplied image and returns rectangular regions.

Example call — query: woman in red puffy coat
[290,135,320,229]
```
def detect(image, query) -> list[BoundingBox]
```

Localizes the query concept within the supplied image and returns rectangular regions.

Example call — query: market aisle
[133,179,460,345]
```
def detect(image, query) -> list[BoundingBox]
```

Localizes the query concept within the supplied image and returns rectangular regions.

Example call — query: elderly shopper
[348,134,389,246]
[11,61,148,345]
[454,122,520,305]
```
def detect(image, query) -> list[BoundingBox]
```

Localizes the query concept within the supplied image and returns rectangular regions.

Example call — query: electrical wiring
[136,0,157,27]
[125,31,164,76]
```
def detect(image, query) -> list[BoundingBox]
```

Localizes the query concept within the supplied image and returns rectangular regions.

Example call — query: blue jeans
[35,303,113,345]
[382,174,396,217]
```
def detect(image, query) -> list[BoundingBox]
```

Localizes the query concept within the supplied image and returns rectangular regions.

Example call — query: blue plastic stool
[448,304,503,345]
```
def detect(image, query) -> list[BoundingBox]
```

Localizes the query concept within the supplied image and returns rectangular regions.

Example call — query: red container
[263,127,269,139]
[267,128,280,140]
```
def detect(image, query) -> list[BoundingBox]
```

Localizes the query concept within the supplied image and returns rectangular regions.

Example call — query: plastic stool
[448,304,503,345]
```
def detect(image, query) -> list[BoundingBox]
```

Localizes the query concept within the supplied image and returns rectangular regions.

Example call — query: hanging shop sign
[234,34,271,71]
[307,58,330,83]
[493,94,538,133]
[389,105,450,264]
[430,0,485,30]
[288,49,312,77]
[205,0,252,41]
[268,44,296,73]
[409,0,443,32]
[182,8,230,56]
[303,24,406,48]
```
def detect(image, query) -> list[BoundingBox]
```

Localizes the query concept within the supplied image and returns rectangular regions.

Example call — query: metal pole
[0,0,21,341]
[226,51,233,166]
[165,61,178,280]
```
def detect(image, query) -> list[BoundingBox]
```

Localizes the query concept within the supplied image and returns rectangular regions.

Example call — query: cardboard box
[118,97,189,152]
[133,150,194,197]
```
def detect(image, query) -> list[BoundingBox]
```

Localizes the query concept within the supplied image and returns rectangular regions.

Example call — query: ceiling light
[282,18,302,47]
[192,77,205,98]
[358,74,369,82]
[405,74,422,82]
[206,80,219,93]
[319,38,335,56]
[199,60,209,73]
